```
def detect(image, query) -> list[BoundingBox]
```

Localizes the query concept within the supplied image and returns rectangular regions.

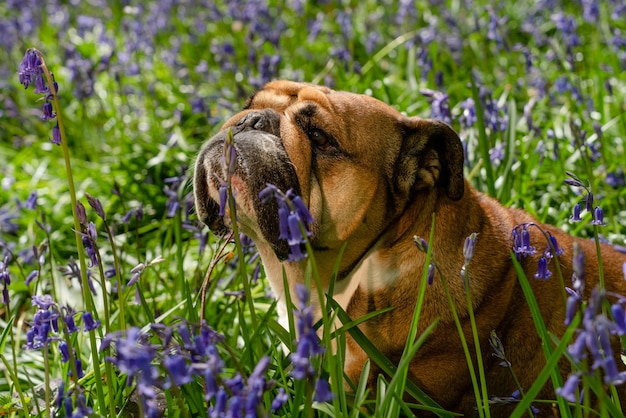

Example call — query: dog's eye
[307,128,332,150]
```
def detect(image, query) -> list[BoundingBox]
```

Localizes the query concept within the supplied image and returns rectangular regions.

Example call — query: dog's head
[194,80,464,276]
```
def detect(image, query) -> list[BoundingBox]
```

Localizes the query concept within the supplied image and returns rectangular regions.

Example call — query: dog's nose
[234,109,281,137]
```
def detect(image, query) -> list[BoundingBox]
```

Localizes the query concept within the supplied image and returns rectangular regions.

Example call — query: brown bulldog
[193,80,626,415]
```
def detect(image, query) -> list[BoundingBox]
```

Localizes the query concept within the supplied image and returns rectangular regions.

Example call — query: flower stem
[35,49,106,413]
[463,267,491,418]
[103,221,126,331]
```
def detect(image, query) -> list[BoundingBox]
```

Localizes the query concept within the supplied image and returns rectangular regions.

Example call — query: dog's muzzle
[193,109,300,260]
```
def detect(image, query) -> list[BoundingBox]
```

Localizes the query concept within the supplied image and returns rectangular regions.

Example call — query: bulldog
[193,80,626,415]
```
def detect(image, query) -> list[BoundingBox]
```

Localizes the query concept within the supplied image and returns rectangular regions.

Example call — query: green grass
[1,0,625,417]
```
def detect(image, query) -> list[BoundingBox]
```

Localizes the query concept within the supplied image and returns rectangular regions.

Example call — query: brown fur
[194,81,626,416]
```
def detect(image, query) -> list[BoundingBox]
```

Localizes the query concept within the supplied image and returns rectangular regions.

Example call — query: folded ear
[395,117,464,201]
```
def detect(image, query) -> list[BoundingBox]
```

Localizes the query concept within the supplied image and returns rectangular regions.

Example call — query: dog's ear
[395,117,464,201]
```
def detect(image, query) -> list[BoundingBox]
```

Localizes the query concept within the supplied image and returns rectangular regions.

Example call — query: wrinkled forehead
[244,80,403,121]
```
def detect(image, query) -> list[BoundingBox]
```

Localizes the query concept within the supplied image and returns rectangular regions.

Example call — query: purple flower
[413,236,429,253]
[17,49,43,89]
[41,101,55,121]
[489,143,505,166]
[570,203,582,222]
[86,193,106,220]
[556,373,580,402]
[564,288,580,326]
[50,123,61,145]
[104,327,159,387]
[82,235,98,267]
[314,377,334,403]
[164,354,193,386]
[547,235,564,258]
[581,0,599,23]
[512,225,536,258]
[290,284,324,379]
[73,393,92,417]
[0,256,11,305]
[421,89,451,125]
[76,201,88,225]
[463,233,478,264]
[534,256,552,280]
[64,312,80,334]
[612,304,626,335]
[271,387,289,411]
[550,13,579,48]
[25,192,37,210]
[427,263,435,285]
[25,295,60,350]
[459,98,477,129]
[259,185,313,262]
[82,312,100,332]
[590,206,606,226]
[479,86,508,132]
[606,170,625,188]
[25,270,39,285]
[59,341,70,363]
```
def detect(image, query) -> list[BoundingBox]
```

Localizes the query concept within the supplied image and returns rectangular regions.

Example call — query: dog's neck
[256,181,501,332]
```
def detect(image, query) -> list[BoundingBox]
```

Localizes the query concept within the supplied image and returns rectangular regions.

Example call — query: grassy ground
[1,0,625,416]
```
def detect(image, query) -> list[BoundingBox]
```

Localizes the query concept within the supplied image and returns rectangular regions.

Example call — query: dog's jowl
[194,80,626,416]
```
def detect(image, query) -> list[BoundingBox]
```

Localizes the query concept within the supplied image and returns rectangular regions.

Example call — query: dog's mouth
[193,110,304,260]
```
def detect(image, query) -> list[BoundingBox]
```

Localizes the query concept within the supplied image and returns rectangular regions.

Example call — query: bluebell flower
[64,311,80,334]
[488,330,511,368]
[164,354,193,386]
[64,395,74,417]
[605,170,625,188]
[17,49,43,89]
[479,86,508,132]
[581,0,599,23]
[534,256,552,280]
[413,236,429,253]
[314,377,334,403]
[73,393,92,417]
[512,225,536,258]
[25,192,37,210]
[50,123,61,145]
[463,233,478,264]
[55,380,65,410]
[556,373,580,402]
[427,263,435,285]
[420,89,452,125]
[547,235,564,258]
[550,13,580,48]
[82,235,98,267]
[459,98,477,129]
[25,270,39,285]
[271,387,289,411]
[564,288,581,326]
[259,185,314,262]
[25,295,60,350]
[41,101,55,121]
[59,341,70,362]
[210,387,228,418]
[590,206,606,226]
[86,193,106,220]
[570,203,582,222]
[489,143,505,166]
[82,312,100,332]
[0,255,10,305]
[104,327,159,386]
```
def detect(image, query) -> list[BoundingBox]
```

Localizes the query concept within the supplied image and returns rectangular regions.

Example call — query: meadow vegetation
[1,0,625,416]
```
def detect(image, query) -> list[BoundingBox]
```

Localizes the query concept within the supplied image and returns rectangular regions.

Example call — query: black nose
[234,109,281,137]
